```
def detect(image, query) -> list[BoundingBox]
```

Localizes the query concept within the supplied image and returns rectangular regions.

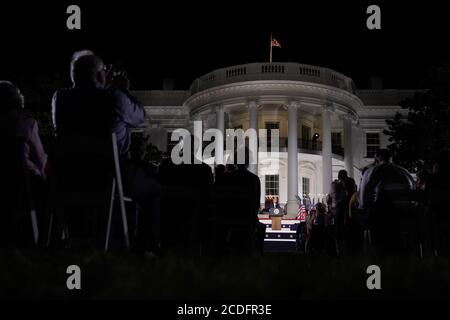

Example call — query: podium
[271,216,282,230]
[269,208,284,231]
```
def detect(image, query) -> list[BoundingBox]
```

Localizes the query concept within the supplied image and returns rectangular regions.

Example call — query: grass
[1,249,450,300]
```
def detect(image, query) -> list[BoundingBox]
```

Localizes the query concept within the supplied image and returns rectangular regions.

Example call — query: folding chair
[105,133,131,251]
[48,133,130,252]
[0,136,39,247]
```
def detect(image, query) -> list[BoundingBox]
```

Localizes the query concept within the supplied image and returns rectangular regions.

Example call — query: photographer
[52,50,161,254]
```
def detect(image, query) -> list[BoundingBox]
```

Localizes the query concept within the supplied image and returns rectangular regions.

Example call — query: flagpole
[269,32,273,63]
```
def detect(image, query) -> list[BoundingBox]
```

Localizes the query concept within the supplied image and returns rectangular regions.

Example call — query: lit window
[265,175,279,197]
[366,133,380,158]
[302,177,310,198]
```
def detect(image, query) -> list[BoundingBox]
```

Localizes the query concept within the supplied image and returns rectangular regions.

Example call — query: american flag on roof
[271,38,281,48]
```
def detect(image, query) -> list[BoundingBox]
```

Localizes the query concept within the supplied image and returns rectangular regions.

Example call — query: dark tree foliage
[384,64,450,173]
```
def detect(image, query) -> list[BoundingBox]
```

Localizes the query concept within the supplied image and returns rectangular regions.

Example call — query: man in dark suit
[52,50,161,253]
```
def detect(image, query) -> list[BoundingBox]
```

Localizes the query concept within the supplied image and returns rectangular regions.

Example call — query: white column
[286,101,299,217]
[248,101,259,175]
[343,114,354,178]
[193,115,204,164]
[215,106,224,165]
[322,104,333,196]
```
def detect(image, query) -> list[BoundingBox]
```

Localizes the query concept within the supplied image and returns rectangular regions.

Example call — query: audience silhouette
[212,146,265,255]
[360,149,415,252]
[429,149,450,256]
[158,135,213,255]
[0,81,48,247]
[2,54,449,262]
[51,50,161,253]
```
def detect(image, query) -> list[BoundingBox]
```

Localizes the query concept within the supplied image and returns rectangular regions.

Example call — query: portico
[183,62,363,217]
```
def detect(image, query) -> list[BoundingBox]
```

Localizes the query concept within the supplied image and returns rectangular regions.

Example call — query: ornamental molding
[185,80,363,117]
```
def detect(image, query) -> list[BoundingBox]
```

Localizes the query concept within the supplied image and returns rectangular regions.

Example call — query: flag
[296,205,307,222]
[269,34,281,63]
[271,38,281,48]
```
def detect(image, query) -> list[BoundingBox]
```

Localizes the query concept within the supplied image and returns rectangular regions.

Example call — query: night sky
[0,1,449,98]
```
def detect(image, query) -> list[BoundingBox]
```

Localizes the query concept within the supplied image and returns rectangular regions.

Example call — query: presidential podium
[269,208,284,230]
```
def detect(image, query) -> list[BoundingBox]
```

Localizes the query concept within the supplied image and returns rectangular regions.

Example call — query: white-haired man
[52,50,161,253]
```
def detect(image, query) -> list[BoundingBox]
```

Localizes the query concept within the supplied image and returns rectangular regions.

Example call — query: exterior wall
[258,153,327,205]
[131,68,419,205]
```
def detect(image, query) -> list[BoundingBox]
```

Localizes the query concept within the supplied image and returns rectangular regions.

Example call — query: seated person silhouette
[0,81,48,246]
[212,146,265,254]
[362,149,415,251]
[51,50,161,253]
[158,135,213,254]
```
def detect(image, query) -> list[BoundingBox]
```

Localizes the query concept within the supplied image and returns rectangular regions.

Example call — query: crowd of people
[0,50,264,256]
[295,149,450,258]
[1,49,450,259]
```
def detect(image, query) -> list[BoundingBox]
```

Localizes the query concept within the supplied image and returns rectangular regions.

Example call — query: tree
[384,64,450,172]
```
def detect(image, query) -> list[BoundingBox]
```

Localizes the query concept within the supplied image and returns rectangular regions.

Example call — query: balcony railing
[189,62,356,95]
[276,138,345,157]
[169,136,346,158]
[277,138,322,153]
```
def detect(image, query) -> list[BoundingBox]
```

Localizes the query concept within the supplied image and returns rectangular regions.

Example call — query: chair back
[53,135,115,203]
[51,134,116,247]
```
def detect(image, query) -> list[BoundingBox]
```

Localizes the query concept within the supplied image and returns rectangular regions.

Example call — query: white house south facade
[132,62,416,217]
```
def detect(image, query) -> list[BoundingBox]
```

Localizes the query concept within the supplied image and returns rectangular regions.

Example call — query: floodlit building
[132,62,417,217]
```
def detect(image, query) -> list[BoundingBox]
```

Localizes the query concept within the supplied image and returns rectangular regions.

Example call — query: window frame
[265,174,280,198]
[302,177,310,199]
[366,132,380,158]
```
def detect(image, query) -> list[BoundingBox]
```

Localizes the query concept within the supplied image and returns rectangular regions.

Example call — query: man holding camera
[51,50,161,254]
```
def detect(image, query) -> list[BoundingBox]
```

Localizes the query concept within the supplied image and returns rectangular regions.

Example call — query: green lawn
[1,250,450,299]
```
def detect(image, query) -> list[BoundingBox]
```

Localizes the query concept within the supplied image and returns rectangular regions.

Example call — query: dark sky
[1,1,449,94]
